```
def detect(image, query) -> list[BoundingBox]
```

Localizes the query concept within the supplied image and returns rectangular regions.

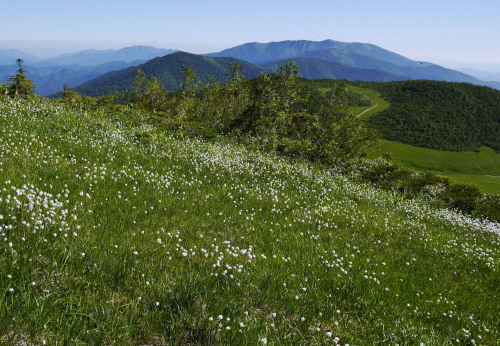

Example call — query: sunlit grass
[1,97,499,344]
[371,140,500,194]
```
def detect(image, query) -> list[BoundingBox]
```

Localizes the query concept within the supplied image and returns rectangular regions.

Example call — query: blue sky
[2,0,499,71]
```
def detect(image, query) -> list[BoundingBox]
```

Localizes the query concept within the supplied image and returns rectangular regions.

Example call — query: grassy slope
[0,97,499,344]
[351,86,500,194]
[371,141,500,194]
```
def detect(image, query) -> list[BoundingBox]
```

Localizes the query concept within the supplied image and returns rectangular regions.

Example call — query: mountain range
[0,46,177,95]
[207,40,425,67]
[0,46,176,66]
[2,40,500,96]
[0,60,148,96]
[41,46,177,67]
[457,68,500,83]
[208,40,500,88]
[0,48,42,65]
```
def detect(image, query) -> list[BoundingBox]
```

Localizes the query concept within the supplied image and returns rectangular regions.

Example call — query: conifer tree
[7,59,35,97]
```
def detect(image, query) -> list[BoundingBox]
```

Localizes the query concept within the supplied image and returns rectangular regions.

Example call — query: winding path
[356,101,378,118]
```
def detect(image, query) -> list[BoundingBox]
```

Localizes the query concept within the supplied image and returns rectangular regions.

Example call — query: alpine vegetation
[0,92,499,343]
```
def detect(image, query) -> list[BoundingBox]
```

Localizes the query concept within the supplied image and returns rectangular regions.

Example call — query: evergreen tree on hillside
[132,69,169,113]
[7,59,35,97]
[61,84,82,104]
[251,60,304,150]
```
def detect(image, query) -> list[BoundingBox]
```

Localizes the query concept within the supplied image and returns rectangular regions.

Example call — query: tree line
[76,60,377,165]
[1,58,376,165]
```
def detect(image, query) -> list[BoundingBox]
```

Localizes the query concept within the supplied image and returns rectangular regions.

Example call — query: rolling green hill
[1,96,499,344]
[342,82,500,194]
[363,80,500,152]
[74,51,264,96]
[370,141,500,194]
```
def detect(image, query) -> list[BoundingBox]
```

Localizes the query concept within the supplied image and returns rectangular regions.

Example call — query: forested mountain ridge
[71,53,409,97]
[73,51,264,96]
[263,58,408,81]
[207,39,422,66]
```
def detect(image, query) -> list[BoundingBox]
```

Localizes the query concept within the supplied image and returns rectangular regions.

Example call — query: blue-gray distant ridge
[207,39,500,89]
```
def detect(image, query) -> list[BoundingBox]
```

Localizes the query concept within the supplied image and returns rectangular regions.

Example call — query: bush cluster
[98,61,377,164]
[351,154,500,222]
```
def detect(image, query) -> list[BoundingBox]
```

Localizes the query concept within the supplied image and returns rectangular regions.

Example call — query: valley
[348,84,500,194]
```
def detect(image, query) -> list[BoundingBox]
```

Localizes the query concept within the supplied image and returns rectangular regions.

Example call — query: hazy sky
[2,0,499,71]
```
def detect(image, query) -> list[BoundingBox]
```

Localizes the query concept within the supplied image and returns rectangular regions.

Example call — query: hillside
[73,52,264,96]
[363,80,500,152]
[1,96,499,344]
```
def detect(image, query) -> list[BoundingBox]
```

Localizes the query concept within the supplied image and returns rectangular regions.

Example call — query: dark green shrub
[438,183,482,213]
[474,194,500,222]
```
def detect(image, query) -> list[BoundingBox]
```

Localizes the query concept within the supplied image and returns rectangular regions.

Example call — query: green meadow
[350,86,500,195]
[1,97,499,344]
[370,140,500,195]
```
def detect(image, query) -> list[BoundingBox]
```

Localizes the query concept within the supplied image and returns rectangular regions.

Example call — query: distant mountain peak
[207,39,419,67]
[206,39,499,89]
[43,46,177,66]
